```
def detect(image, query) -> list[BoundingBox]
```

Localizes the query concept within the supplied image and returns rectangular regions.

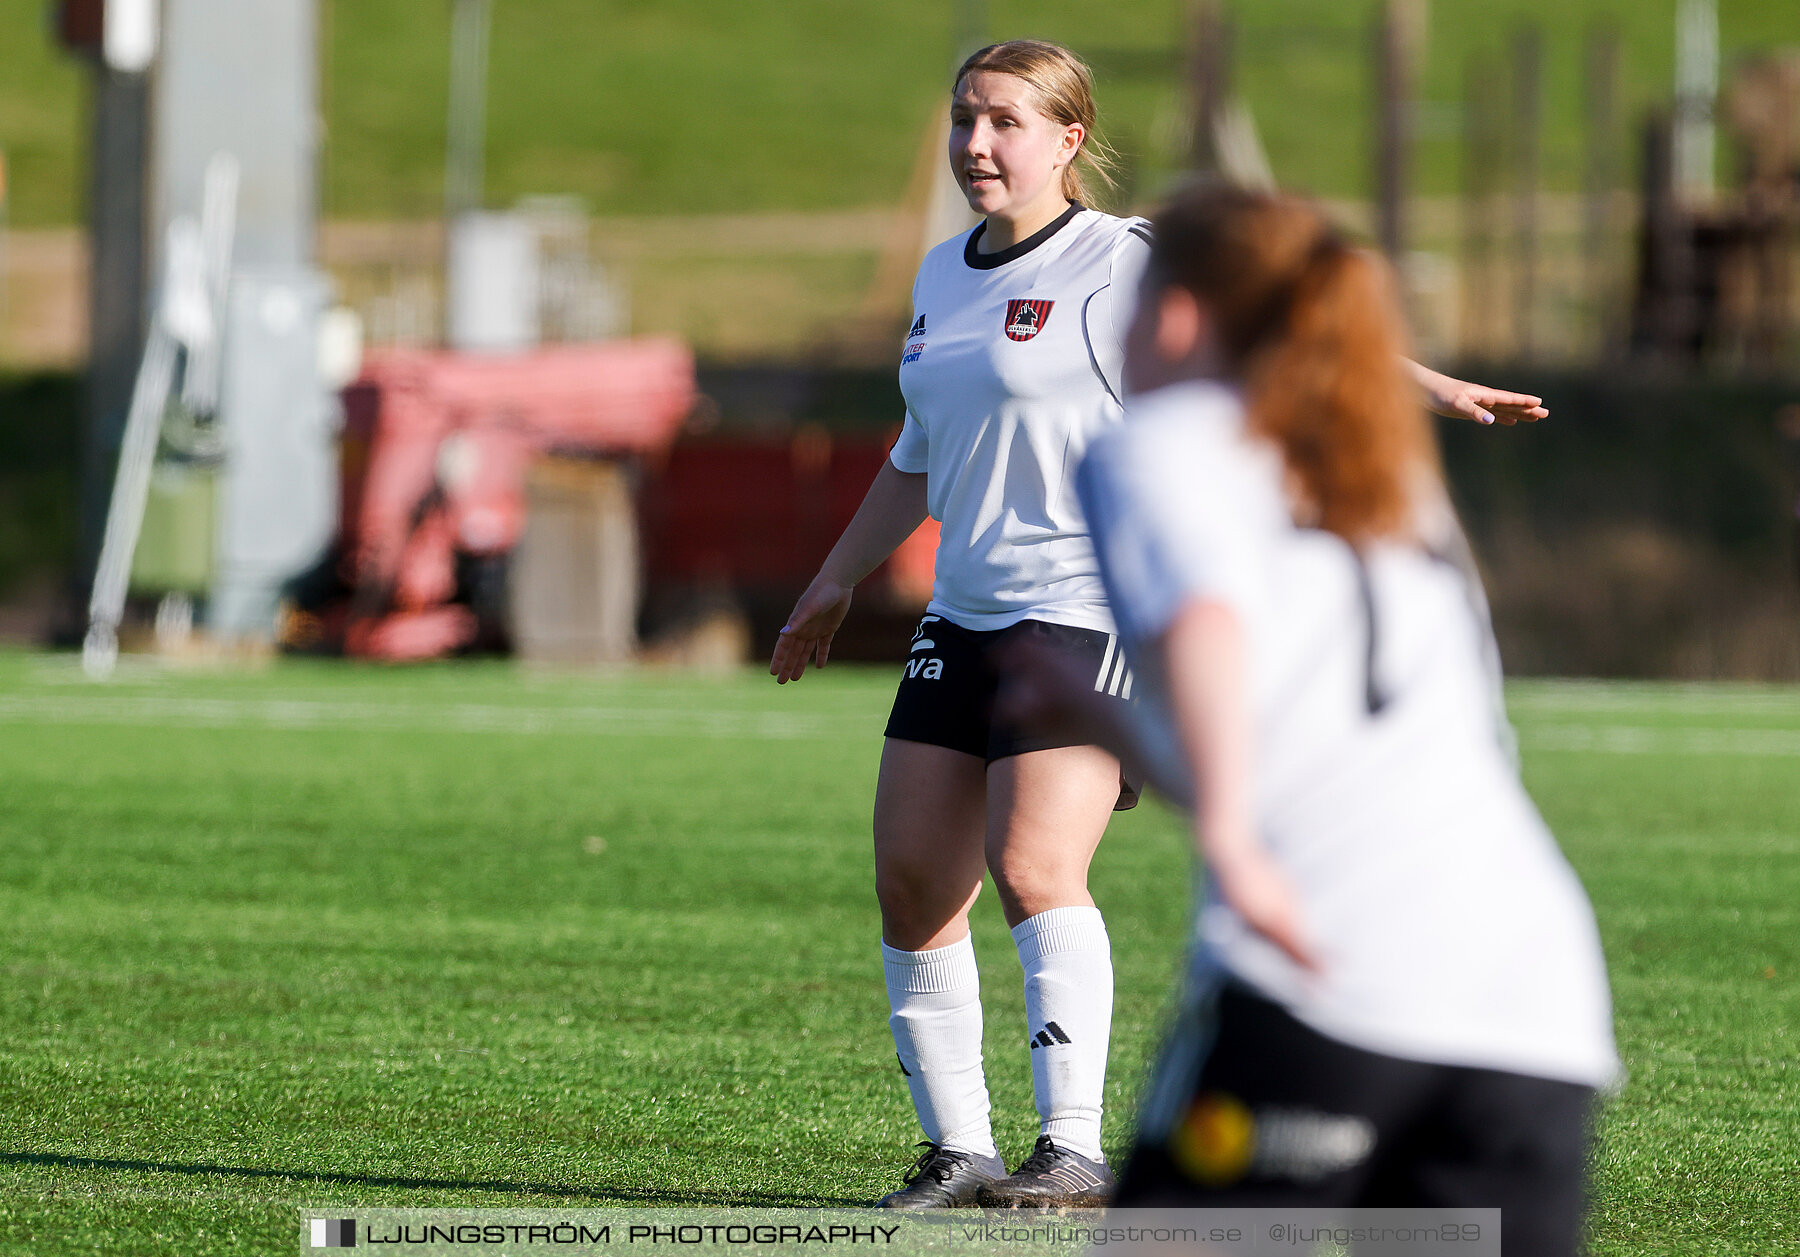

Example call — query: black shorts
[883,614,1140,808]
[1118,980,1596,1257]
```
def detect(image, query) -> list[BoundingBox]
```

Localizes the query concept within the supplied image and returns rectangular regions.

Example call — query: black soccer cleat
[875,1141,1007,1209]
[975,1135,1115,1209]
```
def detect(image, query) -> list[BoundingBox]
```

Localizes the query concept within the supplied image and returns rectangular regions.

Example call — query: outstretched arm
[769,461,929,684]
[1406,359,1549,427]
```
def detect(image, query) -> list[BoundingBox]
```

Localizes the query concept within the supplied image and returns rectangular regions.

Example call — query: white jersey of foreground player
[1077,380,1620,1091]
[891,205,1150,633]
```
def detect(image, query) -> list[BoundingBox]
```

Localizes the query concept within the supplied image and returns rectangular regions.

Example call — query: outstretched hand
[1410,363,1549,427]
[769,576,854,684]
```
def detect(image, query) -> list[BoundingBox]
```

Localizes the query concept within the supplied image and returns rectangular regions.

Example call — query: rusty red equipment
[316,338,697,659]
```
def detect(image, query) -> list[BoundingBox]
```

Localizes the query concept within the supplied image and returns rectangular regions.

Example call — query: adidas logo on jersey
[903,314,928,363]
[1028,1021,1073,1049]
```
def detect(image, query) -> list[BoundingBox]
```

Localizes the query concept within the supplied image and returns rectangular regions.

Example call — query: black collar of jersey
[964,201,1085,270]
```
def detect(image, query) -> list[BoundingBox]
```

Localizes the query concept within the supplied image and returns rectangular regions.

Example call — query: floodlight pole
[1511,26,1543,361]
[76,65,152,627]
[445,0,494,221]
[1373,0,1423,265]
[1673,0,1718,205]
[1187,0,1232,176]
[953,0,987,61]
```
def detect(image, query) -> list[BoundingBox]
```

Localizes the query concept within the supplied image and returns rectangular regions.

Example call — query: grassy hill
[3,0,1798,228]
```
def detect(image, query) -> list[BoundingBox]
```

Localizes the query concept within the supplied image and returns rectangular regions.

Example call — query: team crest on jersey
[1004,299,1053,341]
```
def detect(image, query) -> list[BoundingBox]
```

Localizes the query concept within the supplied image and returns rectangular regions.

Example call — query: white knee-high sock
[883,936,998,1158]
[1014,906,1113,1162]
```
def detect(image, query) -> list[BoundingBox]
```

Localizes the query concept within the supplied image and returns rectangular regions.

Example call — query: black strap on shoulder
[1350,548,1389,717]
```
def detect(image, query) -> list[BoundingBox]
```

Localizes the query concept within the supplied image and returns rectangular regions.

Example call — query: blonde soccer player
[772,40,1551,1211]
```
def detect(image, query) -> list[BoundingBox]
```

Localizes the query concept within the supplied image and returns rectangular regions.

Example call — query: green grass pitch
[0,651,1794,1254]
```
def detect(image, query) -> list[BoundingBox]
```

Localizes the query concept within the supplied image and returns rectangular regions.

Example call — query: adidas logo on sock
[1028,1022,1072,1050]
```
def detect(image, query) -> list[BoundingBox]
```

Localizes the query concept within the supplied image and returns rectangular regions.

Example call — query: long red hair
[1149,186,1438,545]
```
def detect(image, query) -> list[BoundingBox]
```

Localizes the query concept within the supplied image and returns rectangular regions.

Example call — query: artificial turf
[0,652,1794,1255]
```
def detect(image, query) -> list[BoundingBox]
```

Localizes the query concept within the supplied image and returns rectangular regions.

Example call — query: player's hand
[1411,363,1549,427]
[770,576,853,683]
[1204,836,1321,972]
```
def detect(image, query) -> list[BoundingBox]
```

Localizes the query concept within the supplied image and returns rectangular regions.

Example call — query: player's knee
[874,857,970,931]
[987,854,1073,918]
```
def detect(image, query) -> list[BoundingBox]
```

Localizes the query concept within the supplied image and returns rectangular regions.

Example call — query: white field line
[1508,681,1800,719]
[1522,723,1800,757]
[0,694,856,740]
[9,694,1798,754]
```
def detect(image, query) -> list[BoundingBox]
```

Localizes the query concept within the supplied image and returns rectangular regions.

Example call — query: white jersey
[1077,382,1619,1089]
[890,205,1151,632]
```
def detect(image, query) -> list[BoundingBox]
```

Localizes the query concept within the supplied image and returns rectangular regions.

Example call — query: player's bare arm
[1405,359,1549,426]
[1160,598,1319,972]
[770,462,929,684]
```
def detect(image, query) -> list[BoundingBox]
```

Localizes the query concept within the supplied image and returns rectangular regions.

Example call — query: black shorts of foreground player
[1051,186,1618,1255]
[1120,983,1590,1251]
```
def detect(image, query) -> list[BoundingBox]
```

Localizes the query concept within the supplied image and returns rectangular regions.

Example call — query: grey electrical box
[208,267,338,637]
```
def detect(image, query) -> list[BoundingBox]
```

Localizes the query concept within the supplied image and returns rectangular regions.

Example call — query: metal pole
[76,65,152,621]
[1583,25,1621,358]
[1673,0,1718,204]
[1373,1,1414,265]
[445,0,493,221]
[1187,0,1232,175]
[953,0,988,63]
[1461,52,1502,359]
[82,320,178,677]
[0,149,9,340]
[1634,111,1691,358]
[1511,25,1542,361]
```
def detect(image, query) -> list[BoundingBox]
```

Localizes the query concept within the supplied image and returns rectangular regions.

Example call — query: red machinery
[296,339,697,659]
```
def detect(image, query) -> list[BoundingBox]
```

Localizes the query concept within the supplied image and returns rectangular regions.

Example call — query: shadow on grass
[0,1150,864,1207]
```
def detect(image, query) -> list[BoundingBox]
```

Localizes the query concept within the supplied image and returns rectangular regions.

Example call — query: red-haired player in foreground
[1046,185,1616,1254]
